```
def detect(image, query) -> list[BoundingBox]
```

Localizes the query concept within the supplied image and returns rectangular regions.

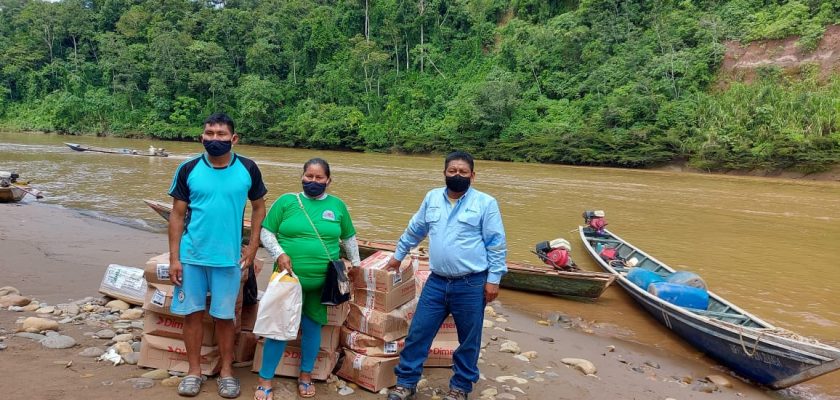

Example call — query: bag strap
[295,193,335,261]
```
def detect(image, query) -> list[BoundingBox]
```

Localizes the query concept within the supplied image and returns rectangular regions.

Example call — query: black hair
[444,151,474,172]
[203,113,235,134]
[303,158,331,178]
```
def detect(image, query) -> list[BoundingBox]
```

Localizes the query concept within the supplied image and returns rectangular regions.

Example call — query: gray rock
[102,315,119,322]
[561,358,597,375]
[497,394,517,400]
[130,321,144,329]
[126,378,155,389]
[95,329,115,339]
[113,333,134,342]
[539,336,554,343]
[644,360,661,369]
[8,306,24,312]
[0,286,20,297]
[79,347,105,357]
[36,306,56,314]
[499,341,520,354]
[112,323,131,329]
[131,342,142,353]
[15,332,47,341]
[41,335,77,349]
[0,342,6,350]
[141,369,171,380]
[706,374,733,388]
[693,382,718,393]
[45,331,60,337]
[122,352,140,365]
[58,304,80,316]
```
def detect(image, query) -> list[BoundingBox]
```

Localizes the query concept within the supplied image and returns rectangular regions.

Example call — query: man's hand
[484,282,500,303]
[276,254,292,274]
[384,257,401,271]
[170,260,183,286]
[240,245,258,270]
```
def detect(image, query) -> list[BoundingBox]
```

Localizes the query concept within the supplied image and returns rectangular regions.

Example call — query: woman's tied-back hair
[445,151,474,172]
[303,158,331,178]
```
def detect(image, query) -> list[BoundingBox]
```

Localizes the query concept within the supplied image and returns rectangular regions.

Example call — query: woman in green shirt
[256,158,361,399]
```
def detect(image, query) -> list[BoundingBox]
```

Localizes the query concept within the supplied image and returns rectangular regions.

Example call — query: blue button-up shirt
[394,187,508,284]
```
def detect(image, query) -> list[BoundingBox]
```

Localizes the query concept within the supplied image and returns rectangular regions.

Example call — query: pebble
[490,335,498,341]
[0,286,20,297]
[338,386,354,396]
[484,306,497,317]
[644,360,661,369]
[536,320,550,326]
[106,300,130,311]
[0,294,31,307]
[112,342,133,355]
[481,387,498,397]
[161,377,182,387]
[706,374,733,388]
[41,335,76,349]
[495,317,508,323]
[22,303,41,312]
[521,351,538,360]
[57,304,80,316]
[112,323,131,329]
[126,377,155,389]
[693,382,718,393]
[113,333,134,342]
[141,369,171,380]
[15,332,47,341]
[513,354,530,362]
[131,342,142,352]
[545,372,560,378]
[483,320,494,328]
[0,342,6,350]
[21,317,59,332]
[561,358,597,375]
[533,377,544,382]
[499,341,520,354]
[606,345,615,352]
[495,376,528,384]
[45,331,60,337]
[512,387,525,394]
[8,306,24,312]
[130,321,144,329]
[79,347,105,357]
[95,329,116,339]
[36,306,56,314]
[120,309,144,320]
[497,394,516,400]
[416,378,428,390]
[539,336,554,343]
[123,352,140,365]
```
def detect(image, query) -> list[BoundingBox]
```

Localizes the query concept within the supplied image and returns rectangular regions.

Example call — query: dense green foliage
[1,0,839,171]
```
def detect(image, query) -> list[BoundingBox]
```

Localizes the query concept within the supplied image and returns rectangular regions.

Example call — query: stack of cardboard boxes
[138,252,260,374]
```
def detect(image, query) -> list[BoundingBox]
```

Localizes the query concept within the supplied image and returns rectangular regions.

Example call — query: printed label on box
[156,264,170,280]
[151,288,166,307]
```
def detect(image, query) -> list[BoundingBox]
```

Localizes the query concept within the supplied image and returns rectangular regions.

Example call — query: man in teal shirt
[386,151,507,400]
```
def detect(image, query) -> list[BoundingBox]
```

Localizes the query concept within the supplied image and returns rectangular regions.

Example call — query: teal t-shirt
[263,192,356,324]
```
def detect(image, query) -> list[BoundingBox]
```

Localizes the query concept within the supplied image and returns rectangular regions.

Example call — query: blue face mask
[302,180,327,197]
[203,140,232,157]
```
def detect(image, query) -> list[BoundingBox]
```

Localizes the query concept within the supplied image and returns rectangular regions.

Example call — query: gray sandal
[177,375,204,397]
[217,376,241,399]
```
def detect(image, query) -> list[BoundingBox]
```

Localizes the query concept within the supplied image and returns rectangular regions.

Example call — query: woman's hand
[276,254,292,274]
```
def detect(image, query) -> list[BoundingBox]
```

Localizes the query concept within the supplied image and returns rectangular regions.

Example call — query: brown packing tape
[142,310,217,346]
[251,340,338,381]
[138,333,220,375]
[336,348,400,392]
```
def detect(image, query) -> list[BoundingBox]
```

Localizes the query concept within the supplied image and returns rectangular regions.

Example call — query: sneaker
[386,385,416,400]
[442,388,468,400]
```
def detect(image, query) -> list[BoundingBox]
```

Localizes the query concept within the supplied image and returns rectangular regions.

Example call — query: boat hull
[0,186,25,203]
[580,226,840,389]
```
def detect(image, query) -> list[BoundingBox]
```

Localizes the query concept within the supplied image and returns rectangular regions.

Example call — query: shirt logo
[322,210,336,221]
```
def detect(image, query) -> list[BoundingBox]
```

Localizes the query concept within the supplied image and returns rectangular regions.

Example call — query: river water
[1,131,838,398]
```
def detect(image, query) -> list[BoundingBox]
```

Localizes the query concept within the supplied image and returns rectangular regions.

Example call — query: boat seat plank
[685,308,751,322]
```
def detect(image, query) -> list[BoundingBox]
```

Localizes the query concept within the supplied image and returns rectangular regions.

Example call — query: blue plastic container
[665,271,707,290]
[626,268,665,290]
[648,282,710,310]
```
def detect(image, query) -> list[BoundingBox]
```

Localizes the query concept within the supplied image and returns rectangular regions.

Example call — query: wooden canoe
[580,223,840,388]
[66,143,169,157]
[0,186,25,203]
[143,199,614,299]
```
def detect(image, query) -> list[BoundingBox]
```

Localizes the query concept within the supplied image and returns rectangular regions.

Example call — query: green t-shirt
[263,192,356,324]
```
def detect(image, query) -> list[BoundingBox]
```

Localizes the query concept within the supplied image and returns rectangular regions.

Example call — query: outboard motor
[534,238,576,270]
[582,210,607,235]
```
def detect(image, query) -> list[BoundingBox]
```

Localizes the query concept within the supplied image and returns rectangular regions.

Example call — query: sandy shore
[0,204,777,400]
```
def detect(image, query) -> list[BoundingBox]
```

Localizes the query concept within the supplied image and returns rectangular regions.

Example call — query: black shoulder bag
[295,193,351,306]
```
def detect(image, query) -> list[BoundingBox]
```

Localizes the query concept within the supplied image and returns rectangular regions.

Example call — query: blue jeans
[395,271,487,393]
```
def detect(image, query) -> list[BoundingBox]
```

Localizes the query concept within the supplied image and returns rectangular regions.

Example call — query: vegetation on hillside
[1,0,839,171]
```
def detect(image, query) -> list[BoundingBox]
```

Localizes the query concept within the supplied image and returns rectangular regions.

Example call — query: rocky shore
[0,204,776,400]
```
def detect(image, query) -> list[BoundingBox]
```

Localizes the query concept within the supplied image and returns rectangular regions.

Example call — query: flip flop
[177,375,203,397]
[254,385,273,400]
[297,380,315,398]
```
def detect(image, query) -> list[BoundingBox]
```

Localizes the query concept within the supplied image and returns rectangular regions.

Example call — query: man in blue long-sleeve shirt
[385,151,507,400]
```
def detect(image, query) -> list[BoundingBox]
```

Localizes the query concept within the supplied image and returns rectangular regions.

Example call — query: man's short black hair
[203,113,235,134]
[445,151,474,172]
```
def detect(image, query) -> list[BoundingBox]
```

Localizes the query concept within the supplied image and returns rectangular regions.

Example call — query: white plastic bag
[253,270,303,341]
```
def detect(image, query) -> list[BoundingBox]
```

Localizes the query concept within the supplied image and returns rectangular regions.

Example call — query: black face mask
[203,140,232,157]
[302,180,327,197]
[445,175,471,193]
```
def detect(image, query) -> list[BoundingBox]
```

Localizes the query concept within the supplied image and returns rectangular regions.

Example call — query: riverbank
[0,203,780,399]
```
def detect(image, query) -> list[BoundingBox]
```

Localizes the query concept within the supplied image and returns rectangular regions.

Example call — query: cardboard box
[241,302,258,331]
[353,278,416,313]
[99,264,147,306]
[288,325,340,352]
[425,340,458,367]
[252,341,338,381]
[234,331,258,363]
[144,253,171,285]
[353,251,416,292]
[336,349,400,392]
[435,316,459,341]
[142,310,217,346]
[326,302,350,327]
[138,334,220,375]
[346,300,416,342]
[340,326,405,357]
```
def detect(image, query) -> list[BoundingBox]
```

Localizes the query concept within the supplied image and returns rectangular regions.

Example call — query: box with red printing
[340,326,405,357]
[326,302,350,326]
[138,334,220,375]
[353,251,416,292]
[336,349,400,392]
[425,340,458,367]
[352,278,416,313]
[142,310,217,346]
[252,340,338,380]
